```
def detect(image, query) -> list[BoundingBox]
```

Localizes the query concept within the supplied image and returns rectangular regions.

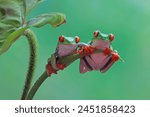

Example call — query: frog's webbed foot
[46,55,66,76]
[56,62,66,70]
[46,62,66,76]
[76,45,96,57]
[46,62,57,76]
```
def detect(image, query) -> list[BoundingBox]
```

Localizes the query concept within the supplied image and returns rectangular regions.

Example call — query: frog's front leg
[46,61,57,76]
[46,36,91,76]
[76,44,96,57]
[46,53,66,76]
[46,62,66,76]
[46,54,57,76]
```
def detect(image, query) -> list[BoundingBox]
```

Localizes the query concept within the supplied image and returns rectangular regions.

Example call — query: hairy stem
[21,29,38,100]
[26,71,48,100]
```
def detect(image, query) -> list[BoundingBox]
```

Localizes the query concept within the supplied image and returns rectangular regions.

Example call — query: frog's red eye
[109,34,114,42]
[75,36,80,43]
[59,35,64,42]
[93,31,99,37]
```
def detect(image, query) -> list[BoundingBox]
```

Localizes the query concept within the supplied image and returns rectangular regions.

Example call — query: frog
[79,30,121,73]
[46,35,96,76]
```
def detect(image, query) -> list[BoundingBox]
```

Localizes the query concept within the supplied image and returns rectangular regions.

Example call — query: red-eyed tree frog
[46,35,87,76]
[79,30,121,73]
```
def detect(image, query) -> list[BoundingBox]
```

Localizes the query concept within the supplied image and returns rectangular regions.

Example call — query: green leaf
[0,0,23,25]
[0,0,44,55]
[0,0,66,55]
[24,0,45,15]
[0,0,24,49]
[27,12,66,27]
[0,26,28,55]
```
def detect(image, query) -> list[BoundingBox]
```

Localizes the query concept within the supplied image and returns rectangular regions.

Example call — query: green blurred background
[0,0,150,100]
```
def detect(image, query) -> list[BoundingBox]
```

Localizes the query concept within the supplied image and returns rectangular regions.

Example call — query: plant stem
[21,29,38,100]
[26,71,48,100]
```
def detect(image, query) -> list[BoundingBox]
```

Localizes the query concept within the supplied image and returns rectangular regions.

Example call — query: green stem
[26,71,48,100]
[21,29,38,100]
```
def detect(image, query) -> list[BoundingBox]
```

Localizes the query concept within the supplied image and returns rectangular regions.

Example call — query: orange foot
[103,48,112,55]
[56,62,66,70]
[46,62,57,76]
[103,48,120,61]
[76,45,96,57]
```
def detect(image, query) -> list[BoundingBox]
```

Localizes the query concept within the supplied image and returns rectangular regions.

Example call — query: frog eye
[59,35,64,42]
[109,34,114,42]
[75,36,80,43]
[93,31,99,37]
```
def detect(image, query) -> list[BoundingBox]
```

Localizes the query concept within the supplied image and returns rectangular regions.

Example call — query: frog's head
[90,30,114,50]
[93,30,114,42]
[57,35,80,45]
